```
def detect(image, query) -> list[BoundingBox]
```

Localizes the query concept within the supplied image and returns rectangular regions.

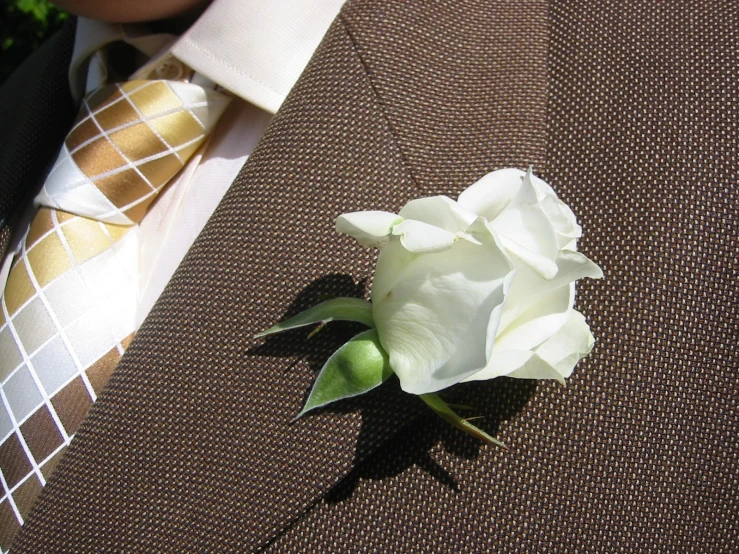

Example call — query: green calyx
[298,328,393,418]
[257,297,392,417]
[258,296,505,449]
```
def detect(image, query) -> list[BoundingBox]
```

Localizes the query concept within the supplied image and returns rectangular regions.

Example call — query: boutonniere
[258,168,602,447]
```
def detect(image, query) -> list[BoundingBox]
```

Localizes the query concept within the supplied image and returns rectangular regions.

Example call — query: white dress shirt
[63,0,346,324]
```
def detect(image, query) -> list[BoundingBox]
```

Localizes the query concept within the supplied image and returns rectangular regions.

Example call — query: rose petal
[335,211,403,248]
[462,349,535,382]
[483,270,516,359]
[372,238,511,394]
[531,309,595,379]
[488,170,560,278]
[495,232,560,279]
[398,195,477,233]
[505,354,569,383]
[465,311,595,385]
[494,282,575,354]
[457,168,525,220]
[392,219,460,253]
[484,310,595,384]
[526,172,584,250]
[494,250,602,351]
[540,193,582,250]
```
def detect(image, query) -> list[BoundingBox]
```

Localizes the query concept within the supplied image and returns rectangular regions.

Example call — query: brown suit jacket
[3,0,737,551]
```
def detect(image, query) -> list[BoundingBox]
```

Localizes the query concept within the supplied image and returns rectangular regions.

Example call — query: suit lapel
[14,1,549,550]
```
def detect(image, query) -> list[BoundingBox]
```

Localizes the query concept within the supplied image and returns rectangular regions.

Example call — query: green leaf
[298,329,393,417]
[420,393,507,449]
[256,297,374,338]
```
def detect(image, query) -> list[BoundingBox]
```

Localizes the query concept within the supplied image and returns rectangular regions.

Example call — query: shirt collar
[69,0,346,114]
[69,19,175,100]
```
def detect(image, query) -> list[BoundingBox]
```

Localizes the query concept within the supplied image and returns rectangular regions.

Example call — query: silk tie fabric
[0,78,230,546]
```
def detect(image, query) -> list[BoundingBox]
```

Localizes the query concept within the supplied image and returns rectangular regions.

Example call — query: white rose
[336,168,603,395]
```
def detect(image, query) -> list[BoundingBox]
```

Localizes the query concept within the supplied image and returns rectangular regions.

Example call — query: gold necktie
[0,78,230,544]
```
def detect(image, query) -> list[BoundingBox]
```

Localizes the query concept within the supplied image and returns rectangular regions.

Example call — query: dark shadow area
[247,272,371,373]
[1,1,68,84]
[248,273,537,502]
[325,377,537,503]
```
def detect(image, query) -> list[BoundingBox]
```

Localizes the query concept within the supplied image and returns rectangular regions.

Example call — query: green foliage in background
[1,0,69,84]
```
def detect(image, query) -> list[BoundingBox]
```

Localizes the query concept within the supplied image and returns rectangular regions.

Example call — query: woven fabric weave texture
[10,0,738,552]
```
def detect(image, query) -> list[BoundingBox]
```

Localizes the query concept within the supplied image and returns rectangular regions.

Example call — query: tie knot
[35,79,232,225]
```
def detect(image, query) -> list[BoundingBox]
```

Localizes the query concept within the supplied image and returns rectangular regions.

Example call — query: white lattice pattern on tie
[0,78,231,550]
[38,80,231,225]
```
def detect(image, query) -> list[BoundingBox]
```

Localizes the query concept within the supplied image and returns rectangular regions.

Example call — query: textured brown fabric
[10,0,738,552]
